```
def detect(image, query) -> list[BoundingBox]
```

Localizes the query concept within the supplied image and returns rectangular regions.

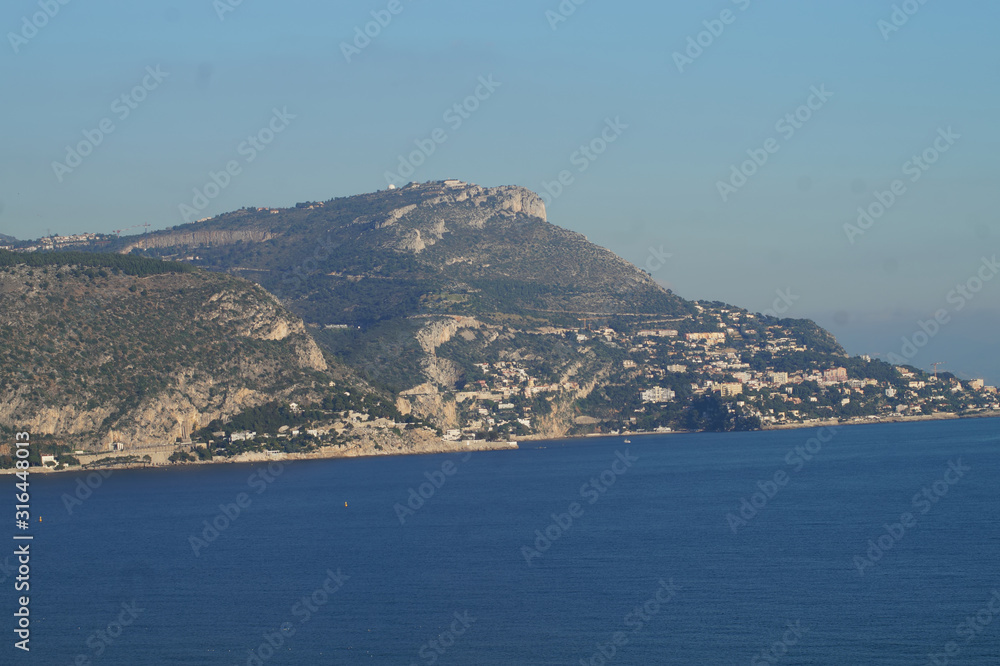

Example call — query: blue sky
[3,0,998,381]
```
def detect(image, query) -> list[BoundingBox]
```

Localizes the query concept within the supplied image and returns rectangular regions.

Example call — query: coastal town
[194,306,1000,452]
[2,225,996,471]
[0,231,111,253]
[418,304,1000,441]
[13,302,998,473]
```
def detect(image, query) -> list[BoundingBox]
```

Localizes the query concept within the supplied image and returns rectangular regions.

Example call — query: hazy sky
[3,0,998,381]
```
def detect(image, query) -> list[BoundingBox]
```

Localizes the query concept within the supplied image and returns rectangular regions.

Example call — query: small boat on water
[623,438,631,443]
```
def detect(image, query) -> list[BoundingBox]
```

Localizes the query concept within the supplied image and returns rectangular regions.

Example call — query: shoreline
[520,408,1000,443]
[7,410,999,476]
[2,438,520,476]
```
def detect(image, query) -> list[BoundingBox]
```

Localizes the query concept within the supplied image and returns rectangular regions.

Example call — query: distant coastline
[9,409,999,476]
[4,437,519,476]
[519,409,1000,443]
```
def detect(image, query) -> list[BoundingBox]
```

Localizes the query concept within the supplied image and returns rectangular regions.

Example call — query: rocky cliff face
[0,264,335,449]
[415,316,483,354]
[3,181,863,444]
[103,181,690,433]
[122,228,275,253]
[432,184,547,222]
[119,181,670,325]
[207,286,328,371]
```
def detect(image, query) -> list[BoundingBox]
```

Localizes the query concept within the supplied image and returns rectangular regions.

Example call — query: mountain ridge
[106,181,863,435]
[4,181,994,461]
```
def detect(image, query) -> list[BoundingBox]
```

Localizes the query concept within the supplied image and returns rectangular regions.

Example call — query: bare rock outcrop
[398,383,459,428]
[415,316,483,354]
[122,229,275,253]
[0,266,334,452]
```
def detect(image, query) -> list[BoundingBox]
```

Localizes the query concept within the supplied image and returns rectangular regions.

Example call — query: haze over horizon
[3,0,998,382]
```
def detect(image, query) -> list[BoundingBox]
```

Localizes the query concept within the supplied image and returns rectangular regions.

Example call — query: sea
[22,417,1000,664]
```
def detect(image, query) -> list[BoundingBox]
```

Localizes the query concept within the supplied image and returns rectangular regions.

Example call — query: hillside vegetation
[94,182,861,435]
[9,182,986,450]
[0,259,337,450]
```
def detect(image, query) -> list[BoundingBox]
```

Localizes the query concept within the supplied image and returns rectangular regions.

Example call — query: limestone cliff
[122,228,276,253]
[0,262,335,450]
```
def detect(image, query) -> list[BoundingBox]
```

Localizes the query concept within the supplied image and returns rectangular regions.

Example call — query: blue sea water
[21,417,1000,664]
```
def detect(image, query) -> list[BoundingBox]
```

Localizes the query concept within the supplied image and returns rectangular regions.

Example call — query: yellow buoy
[345,502,348,507]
